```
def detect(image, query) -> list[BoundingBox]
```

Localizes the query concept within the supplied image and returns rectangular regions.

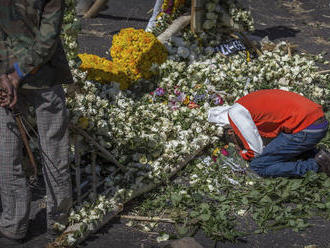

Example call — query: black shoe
[0,230,24,247]
[315,150,330,176]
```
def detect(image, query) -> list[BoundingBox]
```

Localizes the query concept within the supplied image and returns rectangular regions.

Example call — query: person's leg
[250,129,328,177]
[29,85,72,233]
[0,106,31,239]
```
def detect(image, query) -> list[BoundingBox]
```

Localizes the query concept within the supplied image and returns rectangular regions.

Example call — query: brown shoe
[315,150,330,176]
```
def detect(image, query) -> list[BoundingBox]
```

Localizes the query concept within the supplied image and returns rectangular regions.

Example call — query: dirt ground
[1,0,329,248]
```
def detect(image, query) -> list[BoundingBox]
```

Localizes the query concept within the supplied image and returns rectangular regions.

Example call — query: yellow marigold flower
[183,96,190,105]
[212,147,220,157]
[246,50,251,62]
[77,28,167,89]
[78,116,89,129]
[111,28,167,85]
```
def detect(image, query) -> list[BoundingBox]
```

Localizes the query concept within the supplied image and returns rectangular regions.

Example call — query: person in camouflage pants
[0,0,73,244]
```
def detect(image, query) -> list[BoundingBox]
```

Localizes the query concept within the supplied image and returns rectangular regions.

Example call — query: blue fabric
[13,62,25,78]
[306,119,328,130]
[250,128,328,177]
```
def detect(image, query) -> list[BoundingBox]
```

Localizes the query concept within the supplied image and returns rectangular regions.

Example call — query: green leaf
[190,210,199,218]
[176,225,189,236]
[260,195,272,204]
[200,203,210,210]
[288,180,302,191]
[323,178,330,188]
[216,210,226,221]
[199,213,211,221]
[242,196,249,205]
[325,201,330,209]
[248,190,261,200]
[171,193,182,206]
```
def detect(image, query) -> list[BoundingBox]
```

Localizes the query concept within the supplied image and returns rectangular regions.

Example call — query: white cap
[208,105,231,126]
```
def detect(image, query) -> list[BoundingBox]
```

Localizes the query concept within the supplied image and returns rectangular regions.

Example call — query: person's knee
[249,160,267,177]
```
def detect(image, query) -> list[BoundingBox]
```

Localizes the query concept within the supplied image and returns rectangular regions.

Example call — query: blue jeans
[250,128,328,177]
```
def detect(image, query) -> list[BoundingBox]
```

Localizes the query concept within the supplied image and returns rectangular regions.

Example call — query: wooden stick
[74,135,82,204]
[230,33,240,39]
[91,151,98,201]
[83,0,107,18]
[217,51,227,59]
[14,113,38,180]
[191,0,205,33]
[317,69,330,74]
[287,43,292,57]
[70,125,126,173]
[120,215,175,224]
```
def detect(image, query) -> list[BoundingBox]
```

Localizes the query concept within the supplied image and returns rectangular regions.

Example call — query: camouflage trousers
[0,85,72,239]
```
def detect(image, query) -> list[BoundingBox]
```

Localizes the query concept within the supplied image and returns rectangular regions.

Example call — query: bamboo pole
[157,15,191,44]
[191,0,205,33]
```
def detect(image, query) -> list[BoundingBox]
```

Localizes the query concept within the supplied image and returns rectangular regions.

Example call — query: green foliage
[134,156,330,242]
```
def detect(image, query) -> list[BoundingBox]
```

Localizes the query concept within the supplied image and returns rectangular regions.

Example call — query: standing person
[208,89,330,177]
[0,0,73,245]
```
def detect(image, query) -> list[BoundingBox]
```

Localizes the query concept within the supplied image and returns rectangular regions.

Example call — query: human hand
[227,129,244,152]
[0,70,20,108]
[0,74,12,107]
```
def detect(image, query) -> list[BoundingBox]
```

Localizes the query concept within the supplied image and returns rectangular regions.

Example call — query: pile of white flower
[65,37,329,240]
[203,0,254,32]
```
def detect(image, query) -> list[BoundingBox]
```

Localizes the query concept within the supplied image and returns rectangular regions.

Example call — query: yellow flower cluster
[78,53,129,89]
[161,0,185,15]
[78,28,167,90]
[111,28,168,84]
[173,0,185,13]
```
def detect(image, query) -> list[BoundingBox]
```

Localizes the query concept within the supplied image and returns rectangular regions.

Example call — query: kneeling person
[209,89,330,177]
